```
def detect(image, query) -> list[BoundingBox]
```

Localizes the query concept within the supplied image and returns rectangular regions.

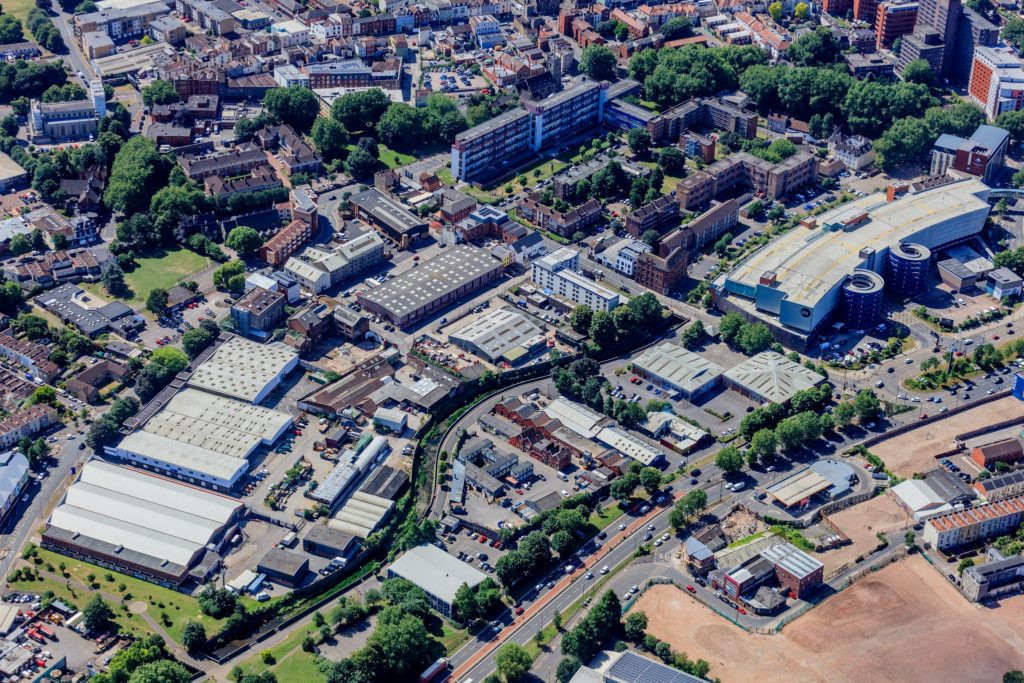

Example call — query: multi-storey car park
[714,175,993,348]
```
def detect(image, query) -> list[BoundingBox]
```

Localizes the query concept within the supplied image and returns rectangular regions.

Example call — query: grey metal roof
[761,542,822,580]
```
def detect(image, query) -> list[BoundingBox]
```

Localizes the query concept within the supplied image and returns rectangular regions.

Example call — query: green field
[3,0,36,26]
[10,547,252,644]
[126,249,209,301]
[238,625,325,683]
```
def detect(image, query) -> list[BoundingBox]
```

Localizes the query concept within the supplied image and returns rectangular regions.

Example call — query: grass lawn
[239,625,325,682]
[639,160,683,193]
[124,249,209,302]
[3,0,35,25]
[588,502,624,529]
[11,548,245,644]
[436,167,455,186]
[436,620,470,654]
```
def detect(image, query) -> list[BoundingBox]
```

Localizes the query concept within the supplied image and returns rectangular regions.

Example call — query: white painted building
[531,247,620,312]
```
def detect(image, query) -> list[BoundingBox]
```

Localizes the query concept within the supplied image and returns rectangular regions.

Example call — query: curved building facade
[887,242,931,297]
[841,269,885,329]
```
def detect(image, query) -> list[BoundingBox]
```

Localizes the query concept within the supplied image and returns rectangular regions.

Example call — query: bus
[419,657,450,683]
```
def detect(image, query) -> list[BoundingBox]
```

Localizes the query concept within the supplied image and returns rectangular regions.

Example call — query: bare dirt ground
[632,555,1024,683]
[817,495,909,576]
[871,396,1024,477]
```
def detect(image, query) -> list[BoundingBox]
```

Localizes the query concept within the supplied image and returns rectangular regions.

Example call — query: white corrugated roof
[116,431,250,482]
[48,461,241,566]
[187,336,297,402]
[389,544,487,604]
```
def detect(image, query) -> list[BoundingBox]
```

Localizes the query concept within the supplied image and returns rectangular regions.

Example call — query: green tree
[331,88,391,131]
[556,657,583,683]
[225,225,263,255]
[309,116,349,162]
[623,611,648,642]
[569,305,593,334]
[794,1,810,18]
[660,17,692,39]
[997,109,1024,141]
[495,643,532,683]
[127,660,191,683]
[874,116,933,170]
[715,446,743,473]
[832,401,856,429]
[627,127,652,155]
[181,620,206,653]
[105,137,164,215]
[749,429,777,465]
[101,260,129,298]
[345,146,377,178]
[182,326,216,359]
[768,1,782,20]
[141,80,180,107]
[376,103,423,149]
[1004,671,1024,683]
[83,595,115,632]
[853,390,881,421]
[145,288,168,315]
[0,15,23,44]
[263,86,320,133]
[957,557,975,577]
[639,466,662,494]
[680,320,705,349]
[579,45,617,81]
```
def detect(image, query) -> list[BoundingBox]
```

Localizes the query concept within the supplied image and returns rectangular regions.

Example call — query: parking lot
[423,68,489,95]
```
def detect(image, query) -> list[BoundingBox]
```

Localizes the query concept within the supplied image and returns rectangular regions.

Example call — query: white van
[557,472,568,482]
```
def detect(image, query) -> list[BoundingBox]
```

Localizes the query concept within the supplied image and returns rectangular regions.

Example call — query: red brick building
[972,438,1024,470]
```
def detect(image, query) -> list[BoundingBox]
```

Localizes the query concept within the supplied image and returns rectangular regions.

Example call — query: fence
[858,389,1012,450]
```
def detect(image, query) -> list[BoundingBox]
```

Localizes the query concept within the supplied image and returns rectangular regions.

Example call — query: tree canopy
[264,86,320,133]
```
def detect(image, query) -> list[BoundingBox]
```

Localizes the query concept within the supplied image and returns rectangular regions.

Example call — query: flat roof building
[723,351,825,404]
[716,177,992,339]
[42,460,243,584]
[357,245,504,327]
[350,188,428,250]
[108,388,293,491]
[186,335,299,404]
[596,427,665,467]
[449,308,543,364]
[257,548,308,587]
[531,247,620,312]
[631,343,723,400]
[387,543,487,617]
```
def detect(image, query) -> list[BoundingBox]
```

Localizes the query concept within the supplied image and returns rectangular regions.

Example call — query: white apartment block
[531,247,620,312]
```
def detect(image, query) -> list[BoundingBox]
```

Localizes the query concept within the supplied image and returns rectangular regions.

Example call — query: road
[448,488,745,683]
[0,427,90,580]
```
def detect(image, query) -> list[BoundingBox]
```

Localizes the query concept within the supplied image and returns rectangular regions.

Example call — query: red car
[294,429,302,436]
[737,607,747,615]
[479,535,487,543]
[514,606,524,615]
[515,488,523,495]
[686,585,696,593]
[494,542,503,550]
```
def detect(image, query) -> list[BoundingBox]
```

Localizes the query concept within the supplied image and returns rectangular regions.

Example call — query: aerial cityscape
[0,0,1023,680]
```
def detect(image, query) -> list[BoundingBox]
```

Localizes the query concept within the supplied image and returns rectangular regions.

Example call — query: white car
[600,565,609,574]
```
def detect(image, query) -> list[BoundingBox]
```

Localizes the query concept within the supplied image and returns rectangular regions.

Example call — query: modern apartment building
[969,46,1024,120]
[930,124,1009,182]
[451,81,607,182]
[624,195,679,237]
[923,496,1024,552]
[531,247,620,312]
[676,150,818,211]
[896,0,961,76]
[874,0,917,49]
[259,219,312,266]
[451,108,532,183]
[74,1,170,42]
[516,193,601,238]
[231,286,287,341]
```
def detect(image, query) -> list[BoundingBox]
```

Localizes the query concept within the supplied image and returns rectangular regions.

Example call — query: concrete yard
[870,396,1024,477]
[818,494,909,576]
[632,555,1024,683]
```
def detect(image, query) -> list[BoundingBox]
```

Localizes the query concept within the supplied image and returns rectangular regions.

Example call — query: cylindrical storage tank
[841,269,885,329]
[887,242,931,296]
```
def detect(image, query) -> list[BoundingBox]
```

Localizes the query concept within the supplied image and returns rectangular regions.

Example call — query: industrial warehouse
[357,245,505,326]
[42,461,243,585]
[108,389,294,490]
[715,176,993,343]
[185,335,299,404]
[449,308,545,365]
